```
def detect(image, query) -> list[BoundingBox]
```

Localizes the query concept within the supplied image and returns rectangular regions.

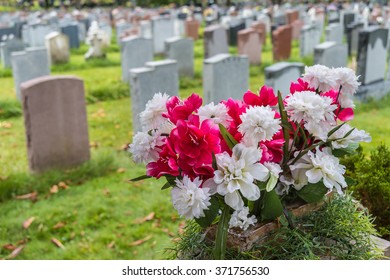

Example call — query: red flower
[259,130,284,163]
[290,78,315,94]
[163,93,202,124]
[321,90,354,121]
[146,138,179,178]
[243,85,278,107]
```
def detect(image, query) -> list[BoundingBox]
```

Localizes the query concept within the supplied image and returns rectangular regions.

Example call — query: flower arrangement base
[205,194,332,252]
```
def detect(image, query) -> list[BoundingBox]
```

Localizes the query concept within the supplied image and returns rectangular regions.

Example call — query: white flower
[285,91,337,140]
[139,92,170,131]
[171,176,211,219]
[128,131,165,164]
[198,102,232,127]
[328,124,371,149]
[302,65,337,92]
[229,207,257,230]
[337,94,355,109]
[213,144,269,210]
[238,106,281,146]
[290,147,347,194]
[334,67,360,96]
[263,162,282,192]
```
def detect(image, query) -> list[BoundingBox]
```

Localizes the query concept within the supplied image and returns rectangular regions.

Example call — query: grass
[1,25,390,260]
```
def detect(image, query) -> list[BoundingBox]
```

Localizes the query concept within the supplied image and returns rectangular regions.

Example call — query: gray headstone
[204,25,229,59]
[256,13,271,33]
[346,21,364,56]
[328,10,340,24]
[165,37,194,78]
[300,25,321,57]
[78,22,86,43]
[99,22,112,43]
[342,11,356,32]
[121,36,153,82]
[314,41,348,68]
[61,24,80,49]
[20,75,90,173]
[0,38,26,68]
[140,20,152,39]
[45,31,70,64]
[130,60,179,132]
[0,26,17,42]
[325,23,343,44]
[174,19,186,37]
[151,17,175,54]
[116,22,132,42]
[357,27,388,85]
[229,22,246,46]
[265,62,304,97]
[203,54,249,104]
[11,47,50,100]
[27,24,59,47]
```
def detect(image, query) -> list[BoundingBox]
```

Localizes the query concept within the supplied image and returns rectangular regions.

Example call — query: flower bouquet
[128,65,371,259]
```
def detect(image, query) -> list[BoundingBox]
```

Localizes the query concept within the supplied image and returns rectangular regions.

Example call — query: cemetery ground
[1,32,390,260]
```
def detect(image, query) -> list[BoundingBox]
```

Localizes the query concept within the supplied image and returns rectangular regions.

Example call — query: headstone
[229,21,246,46]
[45,32,70,64]
[273,12,287,26]
[151,17,175,54]
[325,23,343,44]
[300,25,318,57]
[0,26,17,42]
[265,62,304,97]
[120,36,153,82]
[251,21,266,44]
[174,19,186,37]
[328,9,340,24]
[78,21,86,43]
[116,22,132,42]
[25,24,59,47]
[185,18,200,40]
[99,22,112,43]
[357,27,388,85]
[204,25,229,59]
[272,25,292,61]
[11,47,50,100]
[256,13,271,33]
[165,37,194,77]
[314,41,348,68]
[237,28,262,65]
[291,19,304,40]
[130,60,179,132]
[286,10,299,25]
[20,76,90,173]
[140,20,152,39]
[0,38,25,68]
[343,11,356,32]
[61,24,80,49]
[346,21,364,56]
[203,54,249,103]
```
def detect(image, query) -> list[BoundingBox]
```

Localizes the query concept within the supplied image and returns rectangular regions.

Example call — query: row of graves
[2,3,390,173]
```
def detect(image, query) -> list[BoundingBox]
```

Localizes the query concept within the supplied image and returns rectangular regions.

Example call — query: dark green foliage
[168,195,381,260]
[86,81,129,103]
[344,145,390,239]
[0,151,120,202]
[0,68,12,78]
[0,100,22,119]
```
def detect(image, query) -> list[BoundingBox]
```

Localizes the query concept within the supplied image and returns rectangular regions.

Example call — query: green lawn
[1,29,390,260]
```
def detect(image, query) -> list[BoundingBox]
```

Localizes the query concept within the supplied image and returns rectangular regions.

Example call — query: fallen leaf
[116,168,126,173]
[121,143,129,151]
[2,244,17,251]
[50,185,59,193]
[129,235,152,247]
[89,141,99,148]
[6,245,25,259]
[0,176,8,181]
[115,124,120,129]
[103,188,110,196]
[16,239,28,245]
[51,238,65,249]
[15,191,37,201]
[23,217,35,229]
[107,241,115,249]
[133,212,155,224]
[0,121,12,129]
[52,222,66,229]
[162,228,175,237]
[58,182,69,189]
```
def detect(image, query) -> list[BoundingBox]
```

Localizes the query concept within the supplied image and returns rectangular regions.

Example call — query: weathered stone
[151,16,175,54]
[120,36,153,82]
[346,21,364,56]
[251,21,266,44]
[0,37,25,68]
[130,60,178,132]
[314,41,348,68]
[11,47,50,100]
[272,25,292,61]
[237,28,262,65]
[229,21,246,46]
[286,10,299,25]
[185,18,200,40]
[20,75,90,173]
[61,23,80,49]
[265,62,304,97]
[204,25,229,59]
[45,31,70,64]
[165,37,194,77]
[325,23,343,44]
[203,54,249,103]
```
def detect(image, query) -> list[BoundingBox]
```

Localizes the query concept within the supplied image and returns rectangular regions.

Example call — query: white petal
[225,191,244,210]
[306,168,323,184]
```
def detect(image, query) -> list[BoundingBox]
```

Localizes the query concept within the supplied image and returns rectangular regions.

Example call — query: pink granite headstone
[238,28,262,65]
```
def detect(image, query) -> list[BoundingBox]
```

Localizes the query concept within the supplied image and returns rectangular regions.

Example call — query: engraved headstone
[204,25,229,59]
[165,37,194,77]
[314,41,348,68]
[265,62,304,97]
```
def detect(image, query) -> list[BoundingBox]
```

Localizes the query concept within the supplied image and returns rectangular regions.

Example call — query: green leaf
[297,182,328,203]
[161,182,172,190]
[266,174,278,192]
[195,196,220,228]
[213,204,231,260]
[218,123,238,150]
[212,152,217,170]
[333,143,359,157]
[261,189,283,220]
[277,91,290,164]
[129,174,151,182]
[345,176,356,186]
[327,123,346,137]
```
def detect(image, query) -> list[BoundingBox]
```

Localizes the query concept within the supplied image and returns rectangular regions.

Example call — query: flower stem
[213,204,231,260]
[282,206,295,229]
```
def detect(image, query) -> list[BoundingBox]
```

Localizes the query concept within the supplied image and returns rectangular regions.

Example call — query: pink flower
[259,130,284,163]
[163,93,202,124]
[243,86,278,107]
[290,78,315,94]
[321,90,354,122]
[146,138,180,179]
